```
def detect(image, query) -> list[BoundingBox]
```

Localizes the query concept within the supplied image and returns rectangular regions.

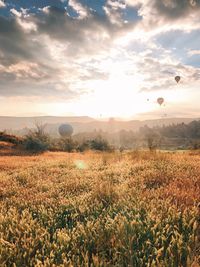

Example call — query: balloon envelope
[58,124,73,137]
[175,76,180,83]
[157,97,164,106]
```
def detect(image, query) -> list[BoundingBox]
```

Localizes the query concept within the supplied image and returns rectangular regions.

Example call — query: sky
[0,0,200,119]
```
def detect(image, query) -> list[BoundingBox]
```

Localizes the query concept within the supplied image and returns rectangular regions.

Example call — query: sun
[44,71,194,119]
[46,75,157,118]
[71,75,154,118]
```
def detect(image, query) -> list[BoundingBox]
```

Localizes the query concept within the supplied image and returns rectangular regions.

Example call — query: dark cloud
[0,76,79,99]
[0,4,138,99]
[135,0,200,29]
[152,0,200,20]
[33,6,136,56]
[0,14,52,66]
[0,58,81,99]
[0,16,32,64]
[0,5,136,66]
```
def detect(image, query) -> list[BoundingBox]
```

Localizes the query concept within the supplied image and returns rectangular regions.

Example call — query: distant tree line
[159,120,200,139]
[1,120,200,152]
[139,120,200,150]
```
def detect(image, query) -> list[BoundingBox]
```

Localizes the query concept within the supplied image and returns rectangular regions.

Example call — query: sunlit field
[0,149,199,267]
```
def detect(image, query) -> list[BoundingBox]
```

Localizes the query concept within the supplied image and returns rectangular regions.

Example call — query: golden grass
[0,150,200,266]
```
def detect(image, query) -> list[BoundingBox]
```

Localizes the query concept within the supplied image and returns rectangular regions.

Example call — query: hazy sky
[0,0,200,119]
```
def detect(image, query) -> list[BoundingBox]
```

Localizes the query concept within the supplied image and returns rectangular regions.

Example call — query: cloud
[28,5,138,62]
[103,0,127,25]
[188,49,200,56]
[10,8,22,17]
[0,0,199,118]
[0,80,79,99]
[79,68,109,81]
[0,60,80,99]
[149,0,199,20]
[36,6,133,40]
[139,55,200,92]
[68,0,89,19]
[0,16,34,65]
[125,0,200,34]
[0,7,115,99]
[0,0,5,8]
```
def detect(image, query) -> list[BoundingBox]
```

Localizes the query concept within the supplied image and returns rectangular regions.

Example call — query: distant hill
[0,116,95,130]
[0,116,199,136]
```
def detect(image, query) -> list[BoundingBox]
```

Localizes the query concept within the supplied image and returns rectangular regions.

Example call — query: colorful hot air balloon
[175,76,180,83]
[157,97,164,106]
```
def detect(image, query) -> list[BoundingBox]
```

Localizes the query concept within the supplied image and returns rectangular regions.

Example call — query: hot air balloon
[58,124,73,137]
[157,97,164,106]
[175,76,180,83]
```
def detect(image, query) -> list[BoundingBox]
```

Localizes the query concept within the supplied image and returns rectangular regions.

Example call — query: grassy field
[0,148,200,266]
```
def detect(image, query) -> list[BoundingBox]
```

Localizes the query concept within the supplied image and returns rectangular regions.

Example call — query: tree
[24,123,50,152]
[90,137,112,151]
[140,126,162,151]
[60,138,77,152]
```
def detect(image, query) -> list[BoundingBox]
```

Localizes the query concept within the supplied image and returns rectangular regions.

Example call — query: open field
[0,149,200,266]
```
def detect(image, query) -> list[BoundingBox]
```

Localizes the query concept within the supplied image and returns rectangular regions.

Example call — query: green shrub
[77,140,90,152]
[60,138,77,152]
[90,137,112,151]
[24,136,49,152]
[24,123,50,152]
[0,131,23,145]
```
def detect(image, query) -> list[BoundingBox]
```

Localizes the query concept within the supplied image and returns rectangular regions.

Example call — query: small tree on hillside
[90,137,112,151]
[24,123,50,152]
[141,126,162,151]
[60,137,77,152]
